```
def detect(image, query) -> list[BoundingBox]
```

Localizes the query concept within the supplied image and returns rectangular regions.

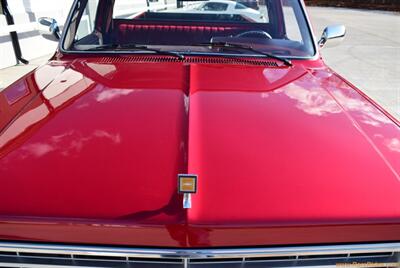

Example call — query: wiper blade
[83,43,185,60]
[191,42,292,66]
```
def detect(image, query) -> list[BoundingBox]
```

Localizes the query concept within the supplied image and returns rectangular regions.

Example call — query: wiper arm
[191,42,292,66]
[83,43,185,60]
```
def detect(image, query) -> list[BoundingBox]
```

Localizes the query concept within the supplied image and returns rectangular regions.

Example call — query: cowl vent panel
[99,55,280,67]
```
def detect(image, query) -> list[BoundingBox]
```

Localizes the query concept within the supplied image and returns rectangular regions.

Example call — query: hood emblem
[178,174,197,209]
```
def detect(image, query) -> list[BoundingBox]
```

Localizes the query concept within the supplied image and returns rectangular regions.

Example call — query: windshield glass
[63,0,315,58]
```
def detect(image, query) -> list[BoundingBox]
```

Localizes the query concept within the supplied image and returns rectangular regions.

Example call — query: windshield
[63,0,315,58]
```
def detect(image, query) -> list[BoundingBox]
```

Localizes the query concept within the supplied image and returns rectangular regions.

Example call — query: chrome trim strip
[0,264,95,268]
[0,242,399,259]
[299,0,320,60]
[58,0,78,52]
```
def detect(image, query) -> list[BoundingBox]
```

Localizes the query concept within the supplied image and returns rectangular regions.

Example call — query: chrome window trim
[298,0,319,60]
[0,242,399,259]
[58,0,320,61]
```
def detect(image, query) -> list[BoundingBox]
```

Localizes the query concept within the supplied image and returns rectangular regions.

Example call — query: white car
[189,0,265,22]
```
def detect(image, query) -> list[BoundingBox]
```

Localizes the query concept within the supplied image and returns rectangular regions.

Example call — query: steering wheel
[235,30,272,39]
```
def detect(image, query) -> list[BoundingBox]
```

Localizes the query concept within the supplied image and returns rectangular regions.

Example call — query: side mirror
[318,25,346,49]
[37,17,60,42]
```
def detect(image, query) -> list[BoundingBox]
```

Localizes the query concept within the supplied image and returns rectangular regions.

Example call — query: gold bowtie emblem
[178,174,198,209]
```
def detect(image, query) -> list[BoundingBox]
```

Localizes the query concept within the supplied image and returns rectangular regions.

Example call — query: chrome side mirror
[37,17,60,41]
[318,25,346,49]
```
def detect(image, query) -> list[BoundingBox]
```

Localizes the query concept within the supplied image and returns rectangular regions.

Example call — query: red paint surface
[0,55,399,247]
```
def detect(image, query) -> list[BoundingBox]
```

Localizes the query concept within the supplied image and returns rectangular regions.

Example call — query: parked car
[0,0,399,266]
[190,0,264,22]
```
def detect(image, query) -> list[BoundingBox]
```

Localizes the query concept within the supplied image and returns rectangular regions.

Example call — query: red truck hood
[0,57,399,247]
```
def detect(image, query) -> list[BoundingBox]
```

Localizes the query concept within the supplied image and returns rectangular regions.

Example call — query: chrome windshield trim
[59,0,319,61]
[59,0,79,53]
[0,242,399,259]
[299,0,319,60]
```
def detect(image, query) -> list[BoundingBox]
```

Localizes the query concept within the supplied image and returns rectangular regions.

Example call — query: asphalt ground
[0,6,399,119]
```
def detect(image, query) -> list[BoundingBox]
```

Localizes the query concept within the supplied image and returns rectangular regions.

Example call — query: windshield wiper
[191,42,292,67]
[83,43,185,60]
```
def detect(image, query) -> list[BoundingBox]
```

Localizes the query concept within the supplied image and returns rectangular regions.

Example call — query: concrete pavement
[307,7,400,119]
[0,6,399,119]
